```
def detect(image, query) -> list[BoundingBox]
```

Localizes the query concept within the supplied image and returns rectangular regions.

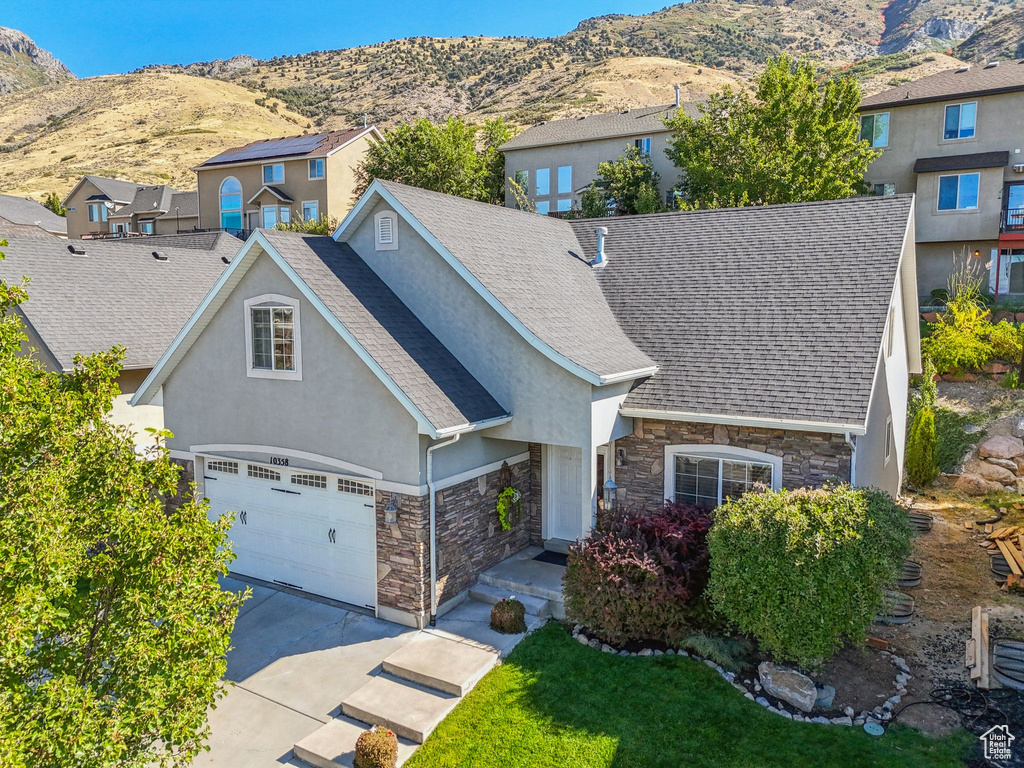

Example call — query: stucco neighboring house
[0,193,67,237]
[859,60,1024,298]
[0,226,237,446]
[62,175,142,239]
[498,98,696,214]
[193,126,382,235]
[107,186,199,236]
[131,180,920,630]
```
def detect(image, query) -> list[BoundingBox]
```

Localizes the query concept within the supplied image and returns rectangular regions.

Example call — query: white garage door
[202,458,377,608]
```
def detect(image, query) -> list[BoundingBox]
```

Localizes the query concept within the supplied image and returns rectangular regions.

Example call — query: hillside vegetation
[957,6,1024,60]
[0,26,73,95]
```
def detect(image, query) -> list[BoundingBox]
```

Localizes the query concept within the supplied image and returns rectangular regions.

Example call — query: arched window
[220,177,242,233]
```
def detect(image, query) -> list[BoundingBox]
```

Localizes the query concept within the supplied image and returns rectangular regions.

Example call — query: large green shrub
[707,485,912,668]
[989,320,1023,363]
[564,502,713,646]
[905,405,938,487]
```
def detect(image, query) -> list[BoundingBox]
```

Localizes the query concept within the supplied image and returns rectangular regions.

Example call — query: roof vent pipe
[674,84,680,107]
[591,226,609,267]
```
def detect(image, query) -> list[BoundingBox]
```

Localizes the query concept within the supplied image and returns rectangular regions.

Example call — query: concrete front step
[382,632,499,696]
[477,572,565,620]
[341,673,460,744]
[292,716,418,768]
[542,538,573,555]
[468,582,551,618]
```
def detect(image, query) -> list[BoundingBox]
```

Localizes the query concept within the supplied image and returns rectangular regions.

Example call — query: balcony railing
[1002,207,1024,233]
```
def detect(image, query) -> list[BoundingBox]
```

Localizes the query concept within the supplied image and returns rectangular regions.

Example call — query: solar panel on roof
[207,135,324,165]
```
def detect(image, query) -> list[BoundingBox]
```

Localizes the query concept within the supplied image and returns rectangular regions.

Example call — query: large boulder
[986,457,1019,472]
[979,435,1024,460]
[976,462,1017,485]
[758,662,817,713]
[954,473,1005,496]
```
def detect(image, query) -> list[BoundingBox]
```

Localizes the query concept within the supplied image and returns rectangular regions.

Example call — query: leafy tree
[0,243,242,768]
[905,403,938,487]
[594,147,663,215]
[355,116,516,204]
[275,213,340,235]
[41,192,66,217]
[578,184,610,219]
[665,55,880,208]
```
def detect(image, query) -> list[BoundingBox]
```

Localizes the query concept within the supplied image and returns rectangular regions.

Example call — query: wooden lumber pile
[966,606,991,689]
[983,525,1024,587]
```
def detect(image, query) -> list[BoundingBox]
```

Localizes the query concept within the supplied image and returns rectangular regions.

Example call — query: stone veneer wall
[376,455,536,620]
[166,458,196,512]
[527,443,543,545]
[614,419,852,510]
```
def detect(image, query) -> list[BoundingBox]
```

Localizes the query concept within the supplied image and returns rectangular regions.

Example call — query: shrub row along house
[128,181,920,629]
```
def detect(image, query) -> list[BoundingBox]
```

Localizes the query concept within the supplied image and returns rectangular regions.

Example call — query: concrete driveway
[195,578,417,768]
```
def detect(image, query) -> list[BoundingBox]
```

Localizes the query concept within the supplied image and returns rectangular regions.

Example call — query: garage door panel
[203,460,377,607]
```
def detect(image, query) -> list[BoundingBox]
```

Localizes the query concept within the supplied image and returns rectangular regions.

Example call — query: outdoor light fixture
[603,477,618,513]
[974,250,982,258]
[384,495,398,525]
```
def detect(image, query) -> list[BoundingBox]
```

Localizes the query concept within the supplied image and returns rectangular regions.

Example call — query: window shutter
[378,216,394,244]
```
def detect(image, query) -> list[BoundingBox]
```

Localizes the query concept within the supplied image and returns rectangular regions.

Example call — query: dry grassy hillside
[957,6,1024,60]
[0,73,310,199]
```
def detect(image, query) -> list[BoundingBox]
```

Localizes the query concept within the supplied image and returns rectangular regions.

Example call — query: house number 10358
[270,457,290,466]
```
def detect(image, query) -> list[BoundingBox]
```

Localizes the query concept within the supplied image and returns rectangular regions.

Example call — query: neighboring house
[194,126,382,235]
[0,225,237,445]
[498,98,696,214]
[0,193,67,237]
[131,180,919,630]
[107,186,199,236]
[859,60,1024,298]
[62,175,142,239]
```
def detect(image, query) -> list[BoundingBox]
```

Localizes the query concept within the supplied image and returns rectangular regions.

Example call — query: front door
[546,445,583,541]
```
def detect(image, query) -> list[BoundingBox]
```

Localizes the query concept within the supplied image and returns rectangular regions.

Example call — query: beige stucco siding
[65,180,119,239]
[502,131,677,210]
[326,133,376,218]
[154,215,199,235]
[914,167,1004,243]
[160,250,424,485]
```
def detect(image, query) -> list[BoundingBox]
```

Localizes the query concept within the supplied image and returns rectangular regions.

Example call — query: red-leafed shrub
[563,502,714,646]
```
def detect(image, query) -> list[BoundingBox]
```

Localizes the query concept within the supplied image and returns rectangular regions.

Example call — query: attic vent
[378,216,393,244]
[152,251,168,261]
[67,244,86,256]
[956,65,971,73]
[374,210,398,250]
[577,115,587,120]
[985,61,999,68]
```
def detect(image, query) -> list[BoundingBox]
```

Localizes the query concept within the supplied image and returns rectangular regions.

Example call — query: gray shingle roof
[0,194,67,234]
[103,231,236,251]
[79,175,143,204]
[0,231,236,370]
[569,195,914,427]
[499,103,698,151]
[196,127,373,168]
[377,180,655,380]
[861,60,1024,109]
[913,151,1009,173]
[109,185,177,218]
[261,229,507,431]
[159,191,199,219]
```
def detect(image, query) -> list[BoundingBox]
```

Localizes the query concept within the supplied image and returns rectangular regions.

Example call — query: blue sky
[4,1,670,77]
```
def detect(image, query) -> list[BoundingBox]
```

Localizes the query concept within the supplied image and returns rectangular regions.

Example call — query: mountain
[0,27,73,95]
[956,6,1024,61]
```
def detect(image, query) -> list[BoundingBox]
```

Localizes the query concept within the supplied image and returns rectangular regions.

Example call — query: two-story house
[193,126,382,235]
[498,99,696,214]
[859,60,1024,298]
[62,176,198,239]
[62,175,143,239]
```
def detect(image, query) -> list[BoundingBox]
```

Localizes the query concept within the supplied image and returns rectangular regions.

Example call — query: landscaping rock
[755,697,771,708]
[576,634,589,646]
[964,424,983,434]
[976,462,1017,484]
[921,312,940,323]
[983,362,1011,375]
[994,311,1016,323]
[601,644,615,654]
[953,472,1004,496]
[844,706,855,718]
[1014,418,1024,439]
[588,638,601,650]
[758,662,817,713]
[831,716,854,726]
[654,650,664,656]
[638,648,653,657]
[811,716,830,725]
[979,435,1024,460]
[814,684,836,710]
[618,650,629,657]
[985,457,1019,472]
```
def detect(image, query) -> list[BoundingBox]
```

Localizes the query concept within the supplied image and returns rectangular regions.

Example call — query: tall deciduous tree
[593,147,663,216]
[0,244,242,768]
[665,55,880,208]
[355,116,516,204]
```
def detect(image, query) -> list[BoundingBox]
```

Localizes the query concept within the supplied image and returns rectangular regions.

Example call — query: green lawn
[406,623,971,768]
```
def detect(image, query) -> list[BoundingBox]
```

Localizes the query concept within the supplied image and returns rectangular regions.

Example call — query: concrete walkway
[194,578,418,768]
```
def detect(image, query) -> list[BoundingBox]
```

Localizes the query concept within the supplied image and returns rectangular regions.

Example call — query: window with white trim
[291,473,327,488]
[88,203,108,223]
[374,210,398,250]
[885,416,893,464]
[308,158,325,180]
[248,464,281,481]
[262,163,285,183]
[665,445,781,509]
[938,173,979,211]
[339,478,374,496]
[244,294,302,380]
[220,177,242,232]
[206,460,238,474]
[301,200,319,221]
[140,220,154,234]
[634,137,652,155]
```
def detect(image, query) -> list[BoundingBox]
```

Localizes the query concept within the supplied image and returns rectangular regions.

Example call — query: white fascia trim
[129,230,442,438]
[247,185,294,205]
[435,414,513,437]
[600,366,659,385]
[620,407,868,436]
[376,450,531,497]
[333,181,630,387]
[168,449,195,462]
[191,444,384,479]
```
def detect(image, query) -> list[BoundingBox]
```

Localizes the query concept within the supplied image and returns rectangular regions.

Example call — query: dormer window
[374,210,398,251]
[244,294,302,380]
